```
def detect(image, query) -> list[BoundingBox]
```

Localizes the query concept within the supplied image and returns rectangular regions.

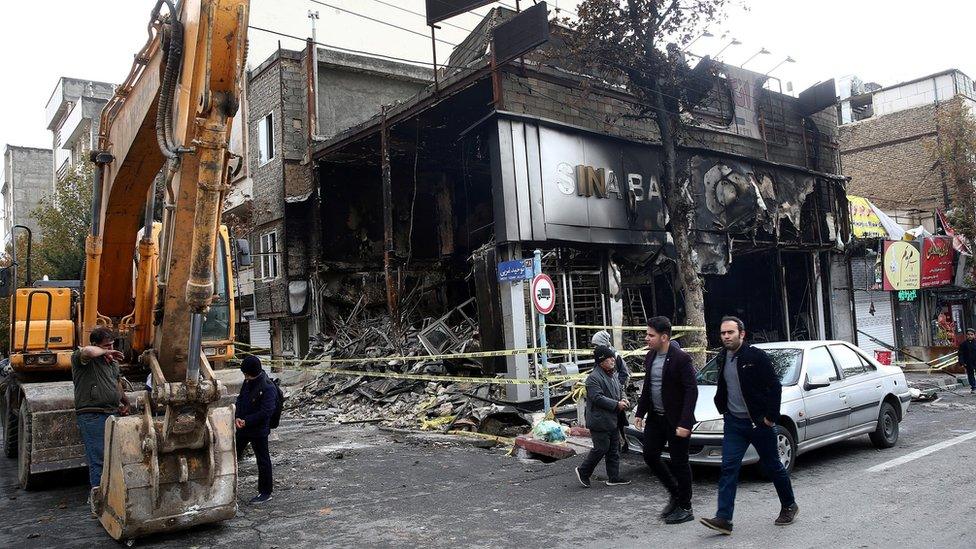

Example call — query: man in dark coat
[957,328,976,394]
[700,316,798,536]
[575,345,631,487]
[235,355,277,504]
[633,316,698,524]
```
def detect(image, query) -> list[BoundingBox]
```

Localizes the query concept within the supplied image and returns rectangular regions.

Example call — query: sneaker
[88,487,100,518]
[605,478,632,486]
[775,503,799,525]
[700,516,733,535]
[574,467,591,488]
[248,493,273,505]
[664,507,694,525]
[970,388,975,394]
[659,496,678,518]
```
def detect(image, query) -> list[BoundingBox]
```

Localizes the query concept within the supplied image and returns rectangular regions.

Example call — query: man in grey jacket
[575,345,632,487]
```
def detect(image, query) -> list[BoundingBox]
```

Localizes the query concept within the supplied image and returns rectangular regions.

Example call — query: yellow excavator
[0,0,249,541]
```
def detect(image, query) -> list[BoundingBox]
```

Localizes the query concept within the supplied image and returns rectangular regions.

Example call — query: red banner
[920,236,954,288]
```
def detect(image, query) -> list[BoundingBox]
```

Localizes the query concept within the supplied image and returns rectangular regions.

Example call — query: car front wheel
[869,402,899,449]
[775,425,797,474]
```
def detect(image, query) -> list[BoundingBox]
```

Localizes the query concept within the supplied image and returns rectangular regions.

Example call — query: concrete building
[312,8,850,401]
[44,77,115,181]
[1,145,54,241]
[245,45,431,359]
[838,69,976,358]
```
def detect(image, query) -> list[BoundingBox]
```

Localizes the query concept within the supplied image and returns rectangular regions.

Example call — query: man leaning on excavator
[71,327,129,509]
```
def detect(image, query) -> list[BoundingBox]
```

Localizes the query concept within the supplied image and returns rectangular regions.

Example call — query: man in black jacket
[235,355,277,504]
[575,345,631,488]
[700,316,798,536]
[957,328,976,394]
[633,316,698,524]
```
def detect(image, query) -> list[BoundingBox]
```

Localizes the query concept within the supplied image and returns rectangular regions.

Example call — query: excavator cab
[4,226,77,374]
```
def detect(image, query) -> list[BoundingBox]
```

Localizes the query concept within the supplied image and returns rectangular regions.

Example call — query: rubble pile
[285,296,531,437]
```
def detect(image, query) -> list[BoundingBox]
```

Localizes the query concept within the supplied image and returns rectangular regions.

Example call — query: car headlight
[694,418,724,433]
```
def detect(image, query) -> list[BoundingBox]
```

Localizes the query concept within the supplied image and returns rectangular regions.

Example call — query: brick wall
[840,99,954,210]
[502,68,840,175]
[247,50,308,319]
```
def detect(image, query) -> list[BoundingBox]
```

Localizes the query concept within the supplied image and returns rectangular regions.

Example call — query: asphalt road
[2,385,975,548]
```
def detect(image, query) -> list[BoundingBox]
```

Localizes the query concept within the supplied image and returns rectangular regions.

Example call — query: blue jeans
[717,414,795,521]
[77,412,111,488]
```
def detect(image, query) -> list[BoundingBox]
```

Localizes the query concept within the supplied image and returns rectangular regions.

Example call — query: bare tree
[567,0,731,364]
[932,99,976,266]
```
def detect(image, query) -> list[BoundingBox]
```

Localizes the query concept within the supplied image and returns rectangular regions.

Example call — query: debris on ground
[285,294,533,437]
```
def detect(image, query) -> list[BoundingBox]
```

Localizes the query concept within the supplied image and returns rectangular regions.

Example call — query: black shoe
[574,467,591,488]
[659,496,678,518]
[605,478,632,486]
[248,493,273,504]
[700,516,733,535]
[665,507,694,525]
[775,503,799,525]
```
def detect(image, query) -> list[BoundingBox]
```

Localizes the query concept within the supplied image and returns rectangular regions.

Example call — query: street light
[766,56,796,75]
[741,47,771,68]
[713,38,741,59]
[682,30,713,52]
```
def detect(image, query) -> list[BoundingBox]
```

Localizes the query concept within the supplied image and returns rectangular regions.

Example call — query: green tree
[29,159,94,281]
[568,0,730,364]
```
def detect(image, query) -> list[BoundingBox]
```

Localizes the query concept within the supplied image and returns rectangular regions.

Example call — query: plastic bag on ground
[531,419,566,443]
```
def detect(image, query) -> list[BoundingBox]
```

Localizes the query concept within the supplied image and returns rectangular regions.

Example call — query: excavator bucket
[96,401,237,541]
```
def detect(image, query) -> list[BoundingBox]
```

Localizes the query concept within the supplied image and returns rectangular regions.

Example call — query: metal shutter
[854,290,895,354]
[248,320,272,350]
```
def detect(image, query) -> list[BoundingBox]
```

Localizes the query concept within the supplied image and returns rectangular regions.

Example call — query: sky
[1,0,974,153]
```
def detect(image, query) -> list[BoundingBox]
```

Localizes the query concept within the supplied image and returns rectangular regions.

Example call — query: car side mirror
[805,375,831,390]
[235,238,252,267]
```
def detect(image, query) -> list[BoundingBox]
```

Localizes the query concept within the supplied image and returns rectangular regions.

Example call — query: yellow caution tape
[241,347,548,364]
[421,415,456,430]
[548,347,707,356]
[546,323,705,332]
[245,359,584,385]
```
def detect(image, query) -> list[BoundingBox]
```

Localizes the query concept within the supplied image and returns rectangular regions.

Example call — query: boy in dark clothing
[235,355,277,504]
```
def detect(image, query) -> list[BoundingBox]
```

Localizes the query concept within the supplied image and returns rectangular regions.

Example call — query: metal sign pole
[534,249,550,413]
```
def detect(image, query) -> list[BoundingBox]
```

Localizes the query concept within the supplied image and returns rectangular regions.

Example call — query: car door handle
[875,384,882,389]
[838,394,846,398]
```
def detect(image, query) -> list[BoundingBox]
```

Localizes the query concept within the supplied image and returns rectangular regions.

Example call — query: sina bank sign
[554,162,661,202]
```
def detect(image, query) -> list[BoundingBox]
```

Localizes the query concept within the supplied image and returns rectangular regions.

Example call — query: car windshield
[696,348,803,386]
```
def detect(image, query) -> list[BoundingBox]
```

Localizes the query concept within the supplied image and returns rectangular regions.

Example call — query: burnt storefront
[310,8,851,403]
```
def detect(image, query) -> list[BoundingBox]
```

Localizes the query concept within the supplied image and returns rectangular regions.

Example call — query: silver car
[624,340,912,473]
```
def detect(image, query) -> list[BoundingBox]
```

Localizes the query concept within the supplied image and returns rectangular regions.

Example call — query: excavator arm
[86,0,249,541]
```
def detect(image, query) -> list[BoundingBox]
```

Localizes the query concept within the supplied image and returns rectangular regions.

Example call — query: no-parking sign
[531,273,555,315]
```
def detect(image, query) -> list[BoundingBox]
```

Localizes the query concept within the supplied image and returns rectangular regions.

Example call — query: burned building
[309,8,851,401]
[245,45,431,359]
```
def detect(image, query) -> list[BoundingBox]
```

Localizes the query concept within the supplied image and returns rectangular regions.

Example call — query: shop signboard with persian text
[883,237,955,291]
[919,236,954,288]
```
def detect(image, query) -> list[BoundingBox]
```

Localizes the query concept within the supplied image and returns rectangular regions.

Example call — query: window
[828,344,868,378]
[259,231,278,281]
[697,348,803,386]
[258,112,274,165]
[805,346,840,382]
